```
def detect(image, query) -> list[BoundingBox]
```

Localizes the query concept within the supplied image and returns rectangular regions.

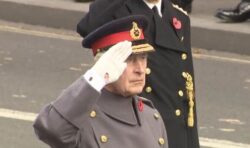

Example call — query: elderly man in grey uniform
[33,15,168,148]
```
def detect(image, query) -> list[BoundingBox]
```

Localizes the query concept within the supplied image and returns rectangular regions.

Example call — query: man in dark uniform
[33,15,168,148]
[77,0,200,148]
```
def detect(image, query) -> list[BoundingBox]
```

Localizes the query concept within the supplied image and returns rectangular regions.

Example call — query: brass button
[90,110,96,118]
[145,86,152,93]
[154,113,160,120]
[178,90,184,97]
[158,137,165,145]
[146,68,151,75]
[100,135,108,143]
[181,53,187,60]
[181,36,184,42]
[175,109,181,116]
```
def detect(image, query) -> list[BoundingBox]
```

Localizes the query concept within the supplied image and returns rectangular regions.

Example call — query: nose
[134,59,146,74]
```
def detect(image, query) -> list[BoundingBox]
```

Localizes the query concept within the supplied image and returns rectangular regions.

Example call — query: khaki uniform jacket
[77,1,200,148]
[33,77,168,148]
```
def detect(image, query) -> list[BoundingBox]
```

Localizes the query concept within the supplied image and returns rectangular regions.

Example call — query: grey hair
[94,50,106,63]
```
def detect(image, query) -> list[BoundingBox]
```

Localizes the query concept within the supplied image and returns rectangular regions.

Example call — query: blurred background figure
[215,0,250,22]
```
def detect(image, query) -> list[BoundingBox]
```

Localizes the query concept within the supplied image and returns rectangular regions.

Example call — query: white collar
[143,0,162,17]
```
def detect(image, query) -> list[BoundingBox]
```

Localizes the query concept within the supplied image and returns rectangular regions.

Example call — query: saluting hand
[91,40,132,84]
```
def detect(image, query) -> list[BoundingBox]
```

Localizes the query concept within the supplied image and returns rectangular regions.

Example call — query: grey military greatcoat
[33,77,168,148]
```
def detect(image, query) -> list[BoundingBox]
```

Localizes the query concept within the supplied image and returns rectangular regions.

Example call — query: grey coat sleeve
[33,77,101,148]
[161,117,169,148]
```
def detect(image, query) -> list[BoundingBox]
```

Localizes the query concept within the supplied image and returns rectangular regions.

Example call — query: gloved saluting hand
[91,40,132,84]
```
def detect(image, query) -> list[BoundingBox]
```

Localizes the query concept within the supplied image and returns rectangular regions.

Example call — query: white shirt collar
[143,0,162,17]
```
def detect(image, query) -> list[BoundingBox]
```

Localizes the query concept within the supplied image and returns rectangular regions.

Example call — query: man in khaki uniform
[33,15,168,148]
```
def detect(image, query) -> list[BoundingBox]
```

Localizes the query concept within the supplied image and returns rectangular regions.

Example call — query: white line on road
[1,24,250,65]
[0,108,37,122]
[200,137,250,148]
[0,25,81,41]
[193,53,250,64]
[0,108,249,148]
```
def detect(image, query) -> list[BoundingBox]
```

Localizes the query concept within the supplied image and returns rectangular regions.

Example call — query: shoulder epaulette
[172,3,188,16]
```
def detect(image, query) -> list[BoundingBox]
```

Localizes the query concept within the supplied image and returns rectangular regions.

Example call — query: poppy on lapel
[172,17,182,29]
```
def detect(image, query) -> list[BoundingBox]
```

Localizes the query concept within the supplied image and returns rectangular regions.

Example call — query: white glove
[91,40,132,84]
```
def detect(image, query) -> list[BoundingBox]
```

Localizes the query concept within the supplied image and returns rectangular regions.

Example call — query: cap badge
[130,22,142,40]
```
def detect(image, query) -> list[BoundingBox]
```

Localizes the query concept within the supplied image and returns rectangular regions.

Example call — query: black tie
[152,6,161,18]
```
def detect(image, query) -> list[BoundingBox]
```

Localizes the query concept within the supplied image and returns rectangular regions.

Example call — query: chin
[131,87,144,94]
[123,88,143,97]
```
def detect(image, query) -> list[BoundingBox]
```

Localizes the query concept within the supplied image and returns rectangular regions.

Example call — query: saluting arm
[33,104,80,148]
[33,41,132,148]
[33,76,101,148]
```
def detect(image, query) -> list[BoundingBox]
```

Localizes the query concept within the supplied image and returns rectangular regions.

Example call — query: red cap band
[91,30,144,55]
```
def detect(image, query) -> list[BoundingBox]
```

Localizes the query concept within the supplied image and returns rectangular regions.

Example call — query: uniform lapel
[97,89,138,125]
[164,0,184,42]
[132,96,143,126]
[154,0,185,52]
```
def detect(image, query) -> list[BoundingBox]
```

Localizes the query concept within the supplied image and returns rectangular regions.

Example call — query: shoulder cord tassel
[183,72,194,127]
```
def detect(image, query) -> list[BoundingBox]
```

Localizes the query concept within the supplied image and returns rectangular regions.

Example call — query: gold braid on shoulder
[172,3,188,16]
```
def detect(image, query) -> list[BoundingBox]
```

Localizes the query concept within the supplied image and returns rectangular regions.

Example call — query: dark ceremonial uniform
[77,1,200,148]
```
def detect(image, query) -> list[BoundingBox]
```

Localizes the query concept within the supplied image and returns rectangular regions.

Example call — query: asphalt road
[0,20,249,148]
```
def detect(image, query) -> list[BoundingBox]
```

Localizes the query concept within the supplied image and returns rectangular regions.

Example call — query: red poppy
[138,98,144,112]
[173,17,182,29]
